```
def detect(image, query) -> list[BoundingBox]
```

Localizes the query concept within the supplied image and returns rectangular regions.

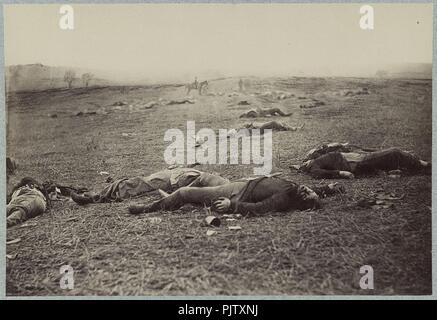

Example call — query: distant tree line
[63,70,94,89]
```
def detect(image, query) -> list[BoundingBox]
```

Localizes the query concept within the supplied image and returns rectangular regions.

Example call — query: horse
[185,81,197,95]
[198,80,208,95]
[185,80,208,95]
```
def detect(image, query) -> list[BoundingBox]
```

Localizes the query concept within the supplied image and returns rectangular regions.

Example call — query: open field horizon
[4,62,432,93]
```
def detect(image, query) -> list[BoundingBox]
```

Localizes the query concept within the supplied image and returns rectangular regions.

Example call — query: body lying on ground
[291,144,431,179]
[244,121,304,133]
[7,177,49,228]
[303,142,377,160]
[226,121,304,138]
[128,176,344,216]
[239,108,292,118]
[71,167,229,204]
[299,100,325,109]
[164,98,195,105]
[227,121,304,138]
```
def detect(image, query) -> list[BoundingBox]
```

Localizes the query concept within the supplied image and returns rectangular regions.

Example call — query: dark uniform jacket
[229,177,316,215]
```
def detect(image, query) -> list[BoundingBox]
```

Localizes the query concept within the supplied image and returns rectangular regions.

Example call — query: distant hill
[5,64,112,92]
[375,63,432,79]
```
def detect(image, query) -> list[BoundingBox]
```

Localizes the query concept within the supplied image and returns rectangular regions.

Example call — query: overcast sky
[4,3,433,81]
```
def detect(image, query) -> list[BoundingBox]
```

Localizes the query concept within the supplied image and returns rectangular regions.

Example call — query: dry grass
[5,77,432,296]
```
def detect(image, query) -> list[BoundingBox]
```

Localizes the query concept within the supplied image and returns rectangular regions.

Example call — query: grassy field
[5,76,432,296]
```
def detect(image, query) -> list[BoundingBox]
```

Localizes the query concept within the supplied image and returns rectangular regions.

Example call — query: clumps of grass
[6,78,432,296]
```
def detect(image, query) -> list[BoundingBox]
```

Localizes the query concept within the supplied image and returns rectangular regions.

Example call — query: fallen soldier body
[291,143,431,179]
[71,167,229,205]
[7,177,49,228]
[299,100,325,109]
[243,121,304,133]
[164,98,195,105]
[302,142,377,161]
[128,176,344,216]
[7,157,17,176]
[227,121,304,138]
[226,122,305,139]
[239,108,292,118]
[344,88,369,97]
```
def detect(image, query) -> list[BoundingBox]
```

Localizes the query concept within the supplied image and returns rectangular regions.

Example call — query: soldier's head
[21,177,41,187]
[14,177,44,193]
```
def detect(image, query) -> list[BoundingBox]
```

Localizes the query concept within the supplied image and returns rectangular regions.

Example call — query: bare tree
[81,73,94,88]
[7,67,20,91]
[64,70,76,89]
[376,70,388,78]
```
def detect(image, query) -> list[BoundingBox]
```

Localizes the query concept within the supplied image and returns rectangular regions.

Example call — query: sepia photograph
[3,3,433,297]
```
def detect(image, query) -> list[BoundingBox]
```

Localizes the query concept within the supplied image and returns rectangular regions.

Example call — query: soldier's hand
[339,171,354,179]
[328,182,346,194]
[213,197,231,213]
